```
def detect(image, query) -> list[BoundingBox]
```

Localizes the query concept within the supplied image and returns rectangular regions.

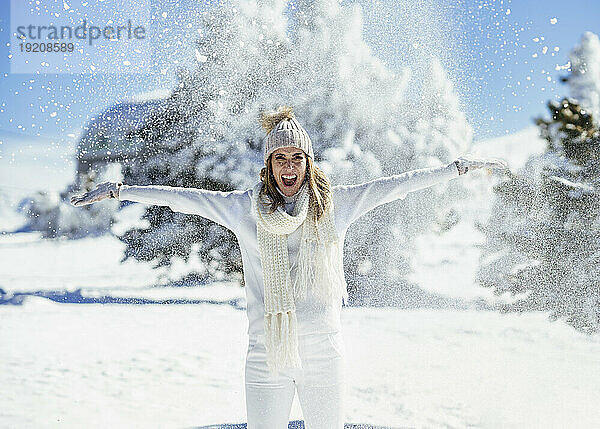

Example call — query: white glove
[70,181,122,206]
[453,154,508,175]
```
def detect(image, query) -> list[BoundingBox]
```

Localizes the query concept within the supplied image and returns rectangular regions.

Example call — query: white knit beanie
[262,108,314,164]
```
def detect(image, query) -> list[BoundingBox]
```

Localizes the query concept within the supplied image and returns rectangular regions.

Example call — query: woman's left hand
[453,155,508,175]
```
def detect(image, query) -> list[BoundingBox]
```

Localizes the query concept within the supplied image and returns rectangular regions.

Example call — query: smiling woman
[273,148,306,193]
[70,104,507,428]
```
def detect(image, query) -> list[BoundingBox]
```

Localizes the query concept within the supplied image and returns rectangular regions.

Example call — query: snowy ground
[2,128,600,428]
[2,302,599,428]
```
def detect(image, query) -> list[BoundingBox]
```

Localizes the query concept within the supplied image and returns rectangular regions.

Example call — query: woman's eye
[274,157,303,164]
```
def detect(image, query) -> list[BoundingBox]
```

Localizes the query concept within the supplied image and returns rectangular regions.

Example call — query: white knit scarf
[251,181,348,376]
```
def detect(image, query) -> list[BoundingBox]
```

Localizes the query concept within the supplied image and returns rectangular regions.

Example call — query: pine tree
[564,31,600,121]
[118,1,291,283]
[477,95,600,333]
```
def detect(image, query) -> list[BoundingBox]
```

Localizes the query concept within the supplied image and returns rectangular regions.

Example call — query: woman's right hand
[70,181,122,206]
[453,154,508,175]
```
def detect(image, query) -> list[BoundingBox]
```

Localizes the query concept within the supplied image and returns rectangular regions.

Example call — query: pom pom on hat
[260,106,295,134]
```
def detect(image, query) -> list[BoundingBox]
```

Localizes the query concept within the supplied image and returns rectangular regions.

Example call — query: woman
[71,106,507,428]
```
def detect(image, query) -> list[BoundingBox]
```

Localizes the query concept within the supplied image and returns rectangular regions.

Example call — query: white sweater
[119,163,460,340]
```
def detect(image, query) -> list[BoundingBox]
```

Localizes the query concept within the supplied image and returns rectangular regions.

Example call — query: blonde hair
[258,106,332,222]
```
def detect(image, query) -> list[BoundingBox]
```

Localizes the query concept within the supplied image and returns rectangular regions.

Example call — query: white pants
[245,331,346,429]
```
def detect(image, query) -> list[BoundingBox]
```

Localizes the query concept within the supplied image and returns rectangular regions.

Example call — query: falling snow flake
[548,176,594,194]
[195,49,208,63]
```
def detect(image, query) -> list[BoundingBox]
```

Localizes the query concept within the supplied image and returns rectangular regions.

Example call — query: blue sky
[0,0,597,148]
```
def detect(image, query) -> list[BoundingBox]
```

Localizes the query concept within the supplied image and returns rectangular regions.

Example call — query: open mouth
[281,174,297,187]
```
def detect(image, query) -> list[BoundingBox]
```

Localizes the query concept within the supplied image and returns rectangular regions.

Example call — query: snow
[126,88,172,103]
[469,126,546,171]
[76,98,170,161]
[0,132,75,193]
[0,231,246,301]
[409,220,496,301]
[568,32,600,121]
[0,234,155,291]
[1,304,599,428]
[344,308,600,428]
[409,126,547,302]
[0,303,248,429]
[548,175,594,192]
[0,131,75,232]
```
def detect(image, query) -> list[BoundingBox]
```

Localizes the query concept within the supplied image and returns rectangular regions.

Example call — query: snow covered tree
[118,0,471,303]
[477,95,600,333]
[119,0,292,282]
[564,31,600,122]
[20,97,162,239]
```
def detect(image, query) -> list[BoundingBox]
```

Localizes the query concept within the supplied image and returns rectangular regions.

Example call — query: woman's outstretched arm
[332,155,507,232]
[332,162,459,231]
[71,182,250,234]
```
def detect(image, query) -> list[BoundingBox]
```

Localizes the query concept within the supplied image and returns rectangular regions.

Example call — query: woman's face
[271,147,307,197]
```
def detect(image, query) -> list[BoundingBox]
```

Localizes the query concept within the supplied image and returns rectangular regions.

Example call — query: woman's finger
[71,195,91,206]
